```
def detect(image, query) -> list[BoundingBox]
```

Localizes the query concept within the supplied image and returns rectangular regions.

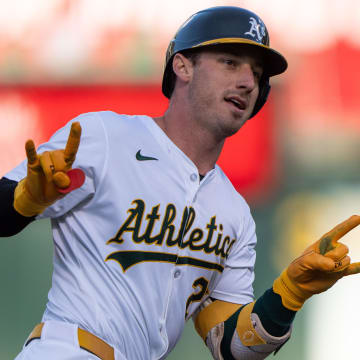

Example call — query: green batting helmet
[162,6,287,118]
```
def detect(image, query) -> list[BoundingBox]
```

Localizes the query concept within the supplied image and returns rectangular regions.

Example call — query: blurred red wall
[0,84,276,201]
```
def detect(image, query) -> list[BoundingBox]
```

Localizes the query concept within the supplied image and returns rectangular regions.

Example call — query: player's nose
[235,63,256,92]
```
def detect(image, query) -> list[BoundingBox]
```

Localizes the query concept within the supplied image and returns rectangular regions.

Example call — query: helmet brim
[193,38,288,77]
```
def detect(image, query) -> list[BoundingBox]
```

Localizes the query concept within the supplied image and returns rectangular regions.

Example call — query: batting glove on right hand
[14,122,83,217]
[273,215,360,311]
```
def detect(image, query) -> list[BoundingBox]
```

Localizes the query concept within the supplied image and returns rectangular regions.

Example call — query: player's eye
[219,57,237,67]
[224,58,236,66]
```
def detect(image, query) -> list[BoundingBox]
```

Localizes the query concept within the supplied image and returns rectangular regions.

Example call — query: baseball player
[1,6,360,360]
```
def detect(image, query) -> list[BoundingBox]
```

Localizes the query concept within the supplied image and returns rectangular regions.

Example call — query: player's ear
[172,53,194,84]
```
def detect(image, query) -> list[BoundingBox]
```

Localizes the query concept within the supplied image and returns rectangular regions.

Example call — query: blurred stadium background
[1,0,360,359]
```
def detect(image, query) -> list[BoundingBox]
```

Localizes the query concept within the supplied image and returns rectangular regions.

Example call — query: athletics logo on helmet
[245,17,266,43]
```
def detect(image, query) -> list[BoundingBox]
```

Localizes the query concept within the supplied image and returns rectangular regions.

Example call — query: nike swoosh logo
[136,150,158,161]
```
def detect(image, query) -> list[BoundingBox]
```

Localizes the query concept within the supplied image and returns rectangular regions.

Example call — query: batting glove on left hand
[14,122,83,217]
[273,215,360,311]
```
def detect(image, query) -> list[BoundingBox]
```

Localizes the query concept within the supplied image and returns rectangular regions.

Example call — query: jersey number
[185,277,209,318]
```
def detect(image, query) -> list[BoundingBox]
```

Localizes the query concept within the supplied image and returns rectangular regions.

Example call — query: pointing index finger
[64,122,82,165]
[319,215,360,255]
[344,261,360,276]
[25,139,38,165]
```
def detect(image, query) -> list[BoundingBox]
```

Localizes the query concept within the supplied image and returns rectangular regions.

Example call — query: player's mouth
[224,96,247,113]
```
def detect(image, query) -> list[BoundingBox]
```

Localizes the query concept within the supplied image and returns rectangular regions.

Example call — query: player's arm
[194,215,360,359]
[194,292,293,359]
[0,177,36,236]
[0,122,83,237]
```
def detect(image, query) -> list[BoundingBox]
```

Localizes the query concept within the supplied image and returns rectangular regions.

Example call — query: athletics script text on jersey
[105,199,236,272]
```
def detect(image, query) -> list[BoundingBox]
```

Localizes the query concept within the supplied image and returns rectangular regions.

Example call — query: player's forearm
[0,177,35,237]
[194,289,295,360]
[252,288,296,337]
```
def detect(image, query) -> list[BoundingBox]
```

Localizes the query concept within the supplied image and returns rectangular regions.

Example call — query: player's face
[187,46,263,139]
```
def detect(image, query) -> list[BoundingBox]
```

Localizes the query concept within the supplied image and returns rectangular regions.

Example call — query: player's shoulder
[71,111,147,127]
[67,111,151,139]
[213,166,256,250]
[214,165,251,211]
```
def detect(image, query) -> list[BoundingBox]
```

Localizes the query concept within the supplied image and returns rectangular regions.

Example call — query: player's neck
[154,105,225,175]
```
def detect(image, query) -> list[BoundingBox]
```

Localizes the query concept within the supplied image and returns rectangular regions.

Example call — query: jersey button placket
[174,269,181,278]
[186,173,199,204]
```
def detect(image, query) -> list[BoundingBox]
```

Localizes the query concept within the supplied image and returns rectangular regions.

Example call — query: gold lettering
[107,199,145,244]
[142,204,161,244]
[150,204,177,245]
[108,200,237,260]
[171,207,196,247]
[187,229,205,250]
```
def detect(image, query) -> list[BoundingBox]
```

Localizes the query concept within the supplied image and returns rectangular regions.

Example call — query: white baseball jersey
[7,112,257,360]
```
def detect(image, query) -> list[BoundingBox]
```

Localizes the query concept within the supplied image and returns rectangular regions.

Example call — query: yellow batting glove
[14,122,82,217]
[273,215,360,311]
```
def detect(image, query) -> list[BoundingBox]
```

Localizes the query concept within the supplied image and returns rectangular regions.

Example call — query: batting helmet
[162,6,287,118]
